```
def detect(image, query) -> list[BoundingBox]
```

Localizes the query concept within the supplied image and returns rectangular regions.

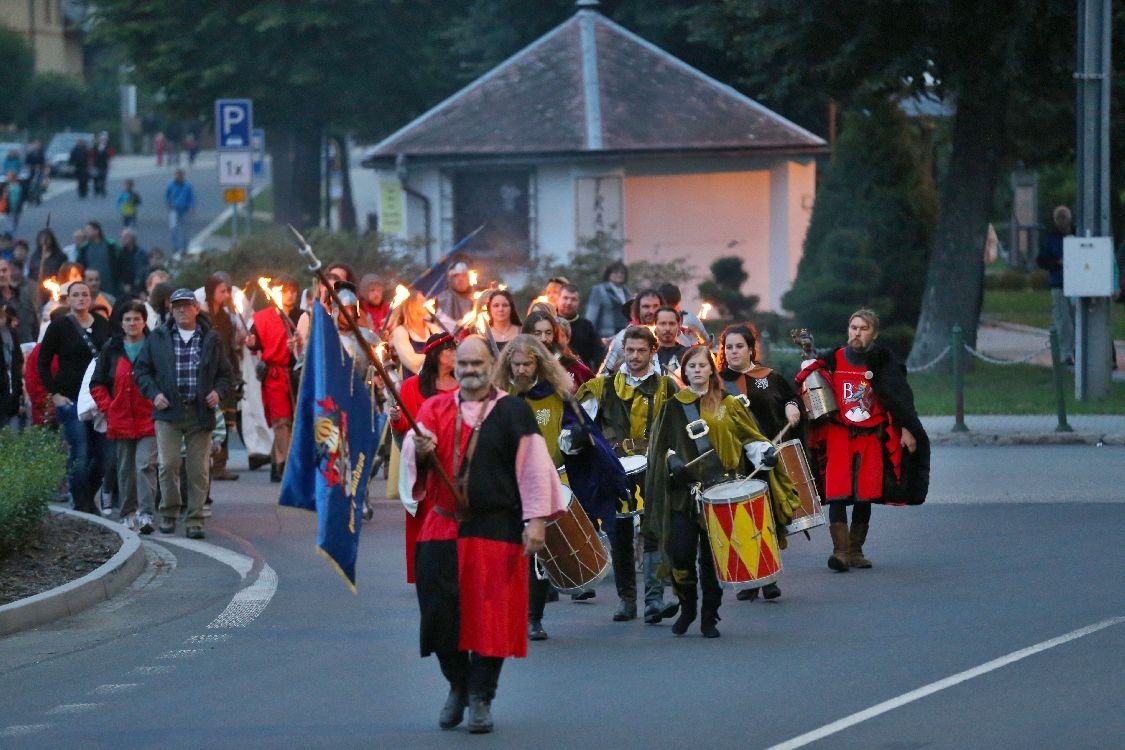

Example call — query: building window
[452,169,532,261]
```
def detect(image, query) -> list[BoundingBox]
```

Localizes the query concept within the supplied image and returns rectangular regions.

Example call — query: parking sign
[215,99,253,149]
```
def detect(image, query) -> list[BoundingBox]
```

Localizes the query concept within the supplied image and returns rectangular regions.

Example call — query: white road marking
[187,633,232,644]
[765,615,1125,750]
[157,649,199,660]
[0,724,50,737]
[207,564,277,629]
[93,684,138,695]
[131,665,175,676]
[45,703,100,715]
[157,537,254,578]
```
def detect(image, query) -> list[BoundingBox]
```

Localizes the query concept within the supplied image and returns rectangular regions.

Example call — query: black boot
[467,694,494,734]
[671,600,696,636]
[736,587,759,602]
[762,582,781,600]
[700,610,721,638]
[438,687,467,730]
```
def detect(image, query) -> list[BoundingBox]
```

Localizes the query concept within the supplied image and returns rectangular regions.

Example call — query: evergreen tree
[783,103,937,339]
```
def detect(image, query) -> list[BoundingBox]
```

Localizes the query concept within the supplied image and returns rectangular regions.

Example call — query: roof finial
[576,0,600,9]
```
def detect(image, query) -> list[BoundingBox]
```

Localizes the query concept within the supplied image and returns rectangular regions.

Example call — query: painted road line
[766,615,1125,750]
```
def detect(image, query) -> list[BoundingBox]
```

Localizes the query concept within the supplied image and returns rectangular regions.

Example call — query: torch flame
[43,277,62,302]
[472,290,485,301]
[474,310,490,335]
[532,295,548,306]
[457,308,477,328]
[698,302,713,321]
[390,284,410,309]
[258,277,285,308]
[422,298,437,316]
[468,269,478,287]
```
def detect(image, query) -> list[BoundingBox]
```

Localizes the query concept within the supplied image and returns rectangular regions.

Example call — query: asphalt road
[1,444,1123,749]
[16,152,231,261]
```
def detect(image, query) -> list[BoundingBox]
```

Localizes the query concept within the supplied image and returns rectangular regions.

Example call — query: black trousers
[668,511,721,616]
[828,500,872,525]
[437,652,504,701]
[529,556,549,621]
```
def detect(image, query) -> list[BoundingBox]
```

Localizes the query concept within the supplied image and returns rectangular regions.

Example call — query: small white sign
[1063,236,1116,297]
[218,151,253,187]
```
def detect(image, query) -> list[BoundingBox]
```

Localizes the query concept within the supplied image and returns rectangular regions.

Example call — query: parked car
[46,132,94,177]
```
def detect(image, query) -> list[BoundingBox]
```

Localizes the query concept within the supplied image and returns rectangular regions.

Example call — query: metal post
[231,205,239,245]
[1049,327,1074,432]
[951,325,969,432]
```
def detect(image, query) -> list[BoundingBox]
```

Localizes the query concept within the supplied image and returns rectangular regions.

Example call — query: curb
[928,432,1125,447]
[0,506,147,638]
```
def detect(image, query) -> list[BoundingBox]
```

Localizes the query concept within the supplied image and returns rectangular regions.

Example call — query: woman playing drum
[645,345,799,638]
[718,323,806,602]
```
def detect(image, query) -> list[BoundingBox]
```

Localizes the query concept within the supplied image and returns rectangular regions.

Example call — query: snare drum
[777,439,825,534]
[616,454,647,518]
[701,478,782,590]
[536,486,611,594]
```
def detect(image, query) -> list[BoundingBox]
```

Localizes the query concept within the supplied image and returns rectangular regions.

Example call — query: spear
[290,225,461,501]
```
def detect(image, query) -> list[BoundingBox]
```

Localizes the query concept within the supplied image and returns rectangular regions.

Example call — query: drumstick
[669,448,715,471]
[771,423,791,446]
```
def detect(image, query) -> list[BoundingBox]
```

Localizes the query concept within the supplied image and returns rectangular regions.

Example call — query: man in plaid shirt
[135,288,234,539]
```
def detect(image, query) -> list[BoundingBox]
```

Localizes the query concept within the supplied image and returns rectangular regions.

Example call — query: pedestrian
[387,289,442,379]
[1036,205,1075,364]
[0,257,39,344]
[77,221,119,297]
[0,171,23,234]
[202,272,245,483]
[91,132,114,198]
[585,261,630,343]
[645,344,786,637]
[574,325,679,624]
[653,306,688,378]
[483,289,520,351]
[90,300,157,533]
[114,228,147,297]
[0,301,23,431]
[69,138,90,199]
[27,228,66,290]
[434,261,475,329]
[117,178,142,227]
[387,332,459,579]
[556,282,603,369]
[598,288,663,374]
[796,309,931,572]
[154,131,166,167]
[37,281,113,513]
[521,309,593,391]
[133,288,234,539]
[401,335,566,733]
[358,273,389,332]
[165,168,195,255]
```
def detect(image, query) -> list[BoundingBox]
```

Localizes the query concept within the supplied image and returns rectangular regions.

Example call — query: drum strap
[680,401,727,484]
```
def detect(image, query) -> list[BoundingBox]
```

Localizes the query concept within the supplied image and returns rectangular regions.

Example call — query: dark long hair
[417,333,456,398]
[717,323,758,371]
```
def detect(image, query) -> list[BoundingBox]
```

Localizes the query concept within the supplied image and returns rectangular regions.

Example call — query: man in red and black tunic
[402,336,566,734]
[246,276,301,481]
[798,309,930,572]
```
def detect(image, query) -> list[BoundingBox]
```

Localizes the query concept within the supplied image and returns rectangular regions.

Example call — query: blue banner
[280,304,384,590]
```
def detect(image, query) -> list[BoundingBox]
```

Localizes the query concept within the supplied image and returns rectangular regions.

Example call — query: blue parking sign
[215,99,253,149]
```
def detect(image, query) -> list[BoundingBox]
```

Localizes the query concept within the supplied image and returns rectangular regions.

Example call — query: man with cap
[435,261,475,329]
[134,288,234,539]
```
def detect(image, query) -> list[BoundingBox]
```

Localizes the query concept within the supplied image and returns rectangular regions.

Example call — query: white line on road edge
[765,615,1125,750]
[156,536,277,629]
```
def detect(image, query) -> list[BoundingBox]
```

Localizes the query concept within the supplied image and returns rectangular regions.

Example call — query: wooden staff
[291,226,460,499]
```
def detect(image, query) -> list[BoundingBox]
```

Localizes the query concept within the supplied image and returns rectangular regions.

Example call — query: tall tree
[688,1,1079,366]
[91,0,461,229]
[0,27,35,126]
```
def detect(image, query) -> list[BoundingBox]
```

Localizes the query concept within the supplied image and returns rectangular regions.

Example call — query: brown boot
[827,522,851,572]
[849,523,872,568]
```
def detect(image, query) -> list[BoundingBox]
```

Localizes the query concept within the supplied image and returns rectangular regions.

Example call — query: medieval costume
[250,305,298,479]
[797,344,930,570]
[401,387,566,726]
[720,365,804,442]
[646,390,801,636]
[575,364,678,622]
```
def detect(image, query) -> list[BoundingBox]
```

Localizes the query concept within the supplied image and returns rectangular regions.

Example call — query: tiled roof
[363,9,825,164]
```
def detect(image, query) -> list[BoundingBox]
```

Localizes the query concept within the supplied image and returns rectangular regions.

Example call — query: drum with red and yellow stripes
[701,478,782,589]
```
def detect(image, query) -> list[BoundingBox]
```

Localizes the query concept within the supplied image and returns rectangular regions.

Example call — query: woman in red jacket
[90,300,157,533]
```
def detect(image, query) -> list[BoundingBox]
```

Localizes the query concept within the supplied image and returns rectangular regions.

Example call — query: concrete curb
[928,431,1125,447]
[0,506,146,638]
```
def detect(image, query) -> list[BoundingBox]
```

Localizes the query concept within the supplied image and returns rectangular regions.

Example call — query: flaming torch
[42,277,62,302]
[257,276,298,334]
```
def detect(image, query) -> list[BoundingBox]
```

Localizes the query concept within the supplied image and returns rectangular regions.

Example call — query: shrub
[1028,269,1050,290]
[0,427,67,559]
[984,269,1030,291]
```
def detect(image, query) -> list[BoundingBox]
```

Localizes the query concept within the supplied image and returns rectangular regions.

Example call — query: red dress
[252,307,294,425]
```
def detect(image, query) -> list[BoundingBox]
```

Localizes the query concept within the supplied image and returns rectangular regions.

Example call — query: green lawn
[910,361,1125,416]
[983,288,1125,341]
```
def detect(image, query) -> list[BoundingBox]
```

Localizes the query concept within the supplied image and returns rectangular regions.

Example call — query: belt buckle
[685,419,709,440]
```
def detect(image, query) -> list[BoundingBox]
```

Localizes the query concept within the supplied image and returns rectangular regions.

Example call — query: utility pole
[1073,0,1113,399]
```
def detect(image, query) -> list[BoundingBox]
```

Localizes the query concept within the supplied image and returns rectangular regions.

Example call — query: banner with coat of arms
[280,303,384,590]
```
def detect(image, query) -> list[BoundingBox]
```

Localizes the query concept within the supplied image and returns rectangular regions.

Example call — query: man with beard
[556,282,603,369]
[797,309,930,572]
[597,288,663,374]
[653,306,688,380]
[402,336,566,733]
[576,326,679,624]
[493,334,599,641]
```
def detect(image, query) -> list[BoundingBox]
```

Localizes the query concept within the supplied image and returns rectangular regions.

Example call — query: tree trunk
[907,89,1007,371]
[271,123,322,231]
[331,133,357,232]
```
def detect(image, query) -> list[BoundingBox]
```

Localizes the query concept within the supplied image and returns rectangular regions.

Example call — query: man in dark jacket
[134,288,233,539]
[0,302,22,430]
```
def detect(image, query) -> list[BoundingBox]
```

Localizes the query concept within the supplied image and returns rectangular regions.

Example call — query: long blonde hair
[492,334,572,398]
